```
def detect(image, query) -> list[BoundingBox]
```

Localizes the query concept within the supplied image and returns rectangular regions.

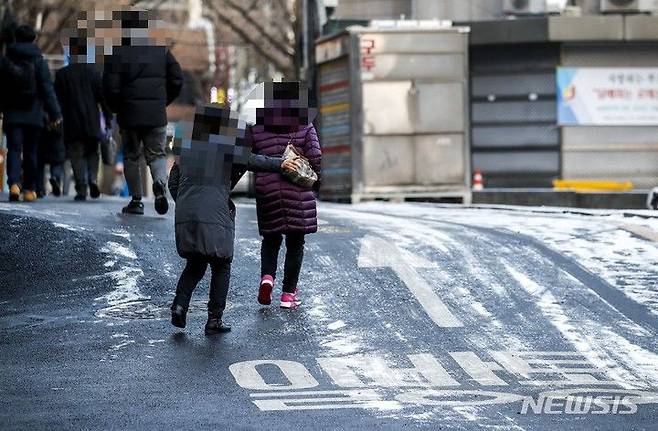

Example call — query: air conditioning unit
[504,0,568,15]
[601,0,658,13]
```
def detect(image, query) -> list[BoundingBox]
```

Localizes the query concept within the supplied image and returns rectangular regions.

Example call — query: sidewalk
[473,188,650,210]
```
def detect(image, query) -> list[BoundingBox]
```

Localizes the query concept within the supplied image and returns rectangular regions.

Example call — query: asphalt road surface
[2,196,658,430]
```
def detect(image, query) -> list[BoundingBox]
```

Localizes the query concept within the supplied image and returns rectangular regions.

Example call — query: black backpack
[0,55,37,109]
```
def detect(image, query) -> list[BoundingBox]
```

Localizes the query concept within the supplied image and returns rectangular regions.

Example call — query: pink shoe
[258,275,274,305]
[280,289,301,309]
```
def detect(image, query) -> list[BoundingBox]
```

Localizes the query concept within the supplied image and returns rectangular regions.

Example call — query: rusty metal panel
[318,55,352,198]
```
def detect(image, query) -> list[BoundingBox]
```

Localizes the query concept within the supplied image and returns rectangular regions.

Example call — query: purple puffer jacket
[249,124,322,235]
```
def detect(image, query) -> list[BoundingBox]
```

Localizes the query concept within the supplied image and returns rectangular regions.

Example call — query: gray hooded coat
[168,154,283,261]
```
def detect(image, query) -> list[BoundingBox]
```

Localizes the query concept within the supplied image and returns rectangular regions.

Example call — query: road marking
[621,223,658,243]
[358,235,463,328]
[229,360,319,391]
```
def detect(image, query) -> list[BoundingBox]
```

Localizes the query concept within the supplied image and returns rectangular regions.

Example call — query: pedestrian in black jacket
[35,110,66,197]
[55,56,114,200]
[167,104,300,334]
[0,25,61,202]
[102,14,183,215]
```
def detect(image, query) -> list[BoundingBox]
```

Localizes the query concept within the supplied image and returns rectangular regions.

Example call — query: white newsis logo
[228,351,658,414]
[520,389,658,415]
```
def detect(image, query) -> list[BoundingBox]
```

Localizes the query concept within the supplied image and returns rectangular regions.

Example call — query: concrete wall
[333,0,411,20]
[560,43,658,188]
[413,0,504,21]
[333,0,504,21]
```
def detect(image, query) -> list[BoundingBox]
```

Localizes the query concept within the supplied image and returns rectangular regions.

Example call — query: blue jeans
[5,125,41,191]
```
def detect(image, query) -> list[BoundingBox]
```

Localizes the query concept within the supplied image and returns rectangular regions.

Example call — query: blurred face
[255,82,316,133]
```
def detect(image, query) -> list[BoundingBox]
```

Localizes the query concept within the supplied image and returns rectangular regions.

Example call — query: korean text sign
[557,67,658,126]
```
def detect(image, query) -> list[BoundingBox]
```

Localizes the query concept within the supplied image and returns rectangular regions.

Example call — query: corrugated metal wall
[470,44,561,187]
[318,56,353,199]
[560,43,658,188]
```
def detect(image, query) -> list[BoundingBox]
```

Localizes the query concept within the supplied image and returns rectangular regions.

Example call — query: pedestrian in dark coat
[167,103,300,335]
[0,25,61,202]
[35,110,66,197]
[249,82,322,310]
[103,15,183,216]
[55,61,113,200]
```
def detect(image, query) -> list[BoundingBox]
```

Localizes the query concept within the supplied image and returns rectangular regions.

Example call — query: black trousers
[261,233,305,293]
[172,256,231,316]
[68,138,100,196]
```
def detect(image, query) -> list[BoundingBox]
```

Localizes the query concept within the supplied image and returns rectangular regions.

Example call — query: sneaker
[122,199,144,215]
[89,183,101,199]
[171,304,187,329]
[280,289,301,309]
[153,182,168,215]
[204,312,231,335]
[258,275,274,305]
[49,178,61,197]
[9,184,20,202]
[23,190,37,202]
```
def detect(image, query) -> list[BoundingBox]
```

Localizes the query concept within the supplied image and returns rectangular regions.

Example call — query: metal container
[315,23,471,202]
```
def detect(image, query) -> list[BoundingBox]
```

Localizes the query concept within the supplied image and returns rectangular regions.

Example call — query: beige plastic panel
[414,134,465,185]
[363,81,465,135]
[366,53,465,80]
[360,32,466,54]
[415,82,465,133]
[363,81,414,135]
[362,135,415,186]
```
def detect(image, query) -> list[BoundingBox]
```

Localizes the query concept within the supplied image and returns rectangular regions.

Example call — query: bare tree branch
[222,0,294,59]
[205,1,292,74]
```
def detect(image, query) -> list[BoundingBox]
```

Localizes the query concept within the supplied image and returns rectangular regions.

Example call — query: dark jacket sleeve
[246,154,283,173]
[165,50,183,106]
[53,69,65,115]
[37,56,61,120]
[102,55,121,113]
[168,162,180,202]
[92,65,113,126]
[304,124,322,192]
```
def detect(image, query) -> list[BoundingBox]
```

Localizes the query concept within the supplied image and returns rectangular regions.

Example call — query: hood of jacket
[7,42,41,59]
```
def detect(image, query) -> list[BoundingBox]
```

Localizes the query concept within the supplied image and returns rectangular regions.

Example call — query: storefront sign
[557,67,658,126]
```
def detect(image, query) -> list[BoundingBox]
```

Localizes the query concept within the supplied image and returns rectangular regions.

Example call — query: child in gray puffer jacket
[168,104,298,335]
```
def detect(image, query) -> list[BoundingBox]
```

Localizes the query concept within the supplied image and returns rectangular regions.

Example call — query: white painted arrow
[358,235,463,328]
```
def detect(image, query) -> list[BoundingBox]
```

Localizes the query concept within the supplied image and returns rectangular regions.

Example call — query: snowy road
[1,197,657,430]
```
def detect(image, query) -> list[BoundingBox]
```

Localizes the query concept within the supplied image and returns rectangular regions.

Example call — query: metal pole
[302,0,309,81]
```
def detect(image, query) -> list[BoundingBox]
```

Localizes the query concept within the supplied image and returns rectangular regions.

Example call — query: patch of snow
[53,222,86,232]
[101,242,137,260]
[328,320,346,331]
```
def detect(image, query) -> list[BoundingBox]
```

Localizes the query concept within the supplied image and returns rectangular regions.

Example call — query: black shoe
[89,183,101,199]
[204,313,231,335]
[153,182,168,215]
[74,194,86,201]
[171,304,187,329]
[36,190,45,199]
[49,178,61,197]
[122,199,144,215]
